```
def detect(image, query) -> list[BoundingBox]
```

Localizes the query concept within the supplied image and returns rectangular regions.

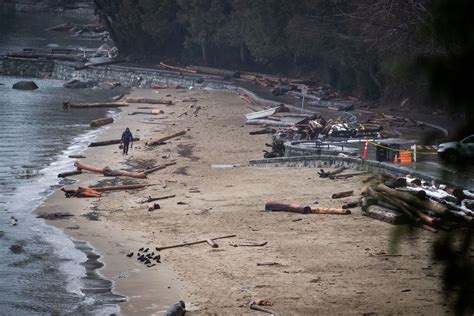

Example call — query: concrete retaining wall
[249,155,454,186]
[0,58,55,78]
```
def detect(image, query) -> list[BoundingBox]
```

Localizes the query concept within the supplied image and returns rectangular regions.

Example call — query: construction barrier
[368,141,437,163]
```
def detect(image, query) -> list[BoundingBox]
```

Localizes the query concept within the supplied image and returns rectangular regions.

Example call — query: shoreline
[35,87,450,315]
[36,89,191,314]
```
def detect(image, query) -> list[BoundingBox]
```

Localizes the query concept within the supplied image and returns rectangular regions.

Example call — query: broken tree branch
[155,234,236,251]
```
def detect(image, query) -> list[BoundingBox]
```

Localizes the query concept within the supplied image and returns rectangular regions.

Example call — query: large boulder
[63,79,95,89]
[12,81,38,90]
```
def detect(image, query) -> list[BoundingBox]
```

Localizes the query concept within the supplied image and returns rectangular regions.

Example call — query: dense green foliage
[93,0,457,104]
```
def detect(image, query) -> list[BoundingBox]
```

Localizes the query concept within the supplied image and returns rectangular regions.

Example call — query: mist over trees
[94,0,461,105]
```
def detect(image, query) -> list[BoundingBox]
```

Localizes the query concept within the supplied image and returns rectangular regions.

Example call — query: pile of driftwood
[361,174,473,232]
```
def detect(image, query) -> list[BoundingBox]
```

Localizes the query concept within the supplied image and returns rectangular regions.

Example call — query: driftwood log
[310,207,351,215]
[63,101,128,109]
[155,234,236,251]
[62,187,102,198]
[125,97,172,105]
[102,166,146,179]
[90,117,114,127]
[58,170,82,178]
[62,184,150,198]
[143,162,177,175]
[146,130,186,146]
[265,202,311,214]
[318,167,346,178]
[332,190,354,199]
[363,205,407,225]
[89,138,139,147]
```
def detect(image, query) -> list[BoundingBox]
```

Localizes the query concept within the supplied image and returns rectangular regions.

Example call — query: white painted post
[301,85,308,114]
[412,144,417,162]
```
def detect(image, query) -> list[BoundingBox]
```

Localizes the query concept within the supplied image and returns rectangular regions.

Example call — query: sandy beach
[37,87,448,315]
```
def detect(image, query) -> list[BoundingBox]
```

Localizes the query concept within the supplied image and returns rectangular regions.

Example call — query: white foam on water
[4,111,124,312]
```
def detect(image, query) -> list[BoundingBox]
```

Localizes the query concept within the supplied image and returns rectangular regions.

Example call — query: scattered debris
[206,239,219,248]
[148,203,161,212]
[253,299,273,307]
[10,243,24,254]
[82,212,100,221]
[37,212,74,220]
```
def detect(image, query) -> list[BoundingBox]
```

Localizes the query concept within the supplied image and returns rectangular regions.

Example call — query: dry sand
[37,88,449,315]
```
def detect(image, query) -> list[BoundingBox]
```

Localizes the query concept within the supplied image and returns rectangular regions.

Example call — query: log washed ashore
[36,87,455,315]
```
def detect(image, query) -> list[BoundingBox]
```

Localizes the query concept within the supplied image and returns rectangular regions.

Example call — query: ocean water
[0,75,127,315]
[0,12,127,315]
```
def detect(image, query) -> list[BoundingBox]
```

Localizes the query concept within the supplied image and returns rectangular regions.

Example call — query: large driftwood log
[125,97,172,105]
[310,207,351,215]
[63,101,128,109]
[89,138,139,147]
[74,161,103,173]
[58,170,82,178]
[146,130,187,146]
[363,205,407,224]
[74,161,146,178]
[265,202,311,214]
[102,167,146,179]
[90,117,114,127]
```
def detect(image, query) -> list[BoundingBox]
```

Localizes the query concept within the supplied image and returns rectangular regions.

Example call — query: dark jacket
[121,130,133,143]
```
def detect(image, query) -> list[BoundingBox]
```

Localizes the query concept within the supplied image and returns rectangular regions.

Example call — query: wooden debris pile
[361,174,473,232]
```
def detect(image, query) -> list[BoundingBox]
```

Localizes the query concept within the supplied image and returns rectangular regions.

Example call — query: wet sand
[37,88,448,315]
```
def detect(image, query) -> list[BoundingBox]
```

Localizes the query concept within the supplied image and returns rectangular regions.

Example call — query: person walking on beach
[121,127,133,155]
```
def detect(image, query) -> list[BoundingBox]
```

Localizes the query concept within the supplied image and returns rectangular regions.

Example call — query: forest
[94,0,471,111]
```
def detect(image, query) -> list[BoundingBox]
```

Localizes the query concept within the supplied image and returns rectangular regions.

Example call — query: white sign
[302,85,308,95]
